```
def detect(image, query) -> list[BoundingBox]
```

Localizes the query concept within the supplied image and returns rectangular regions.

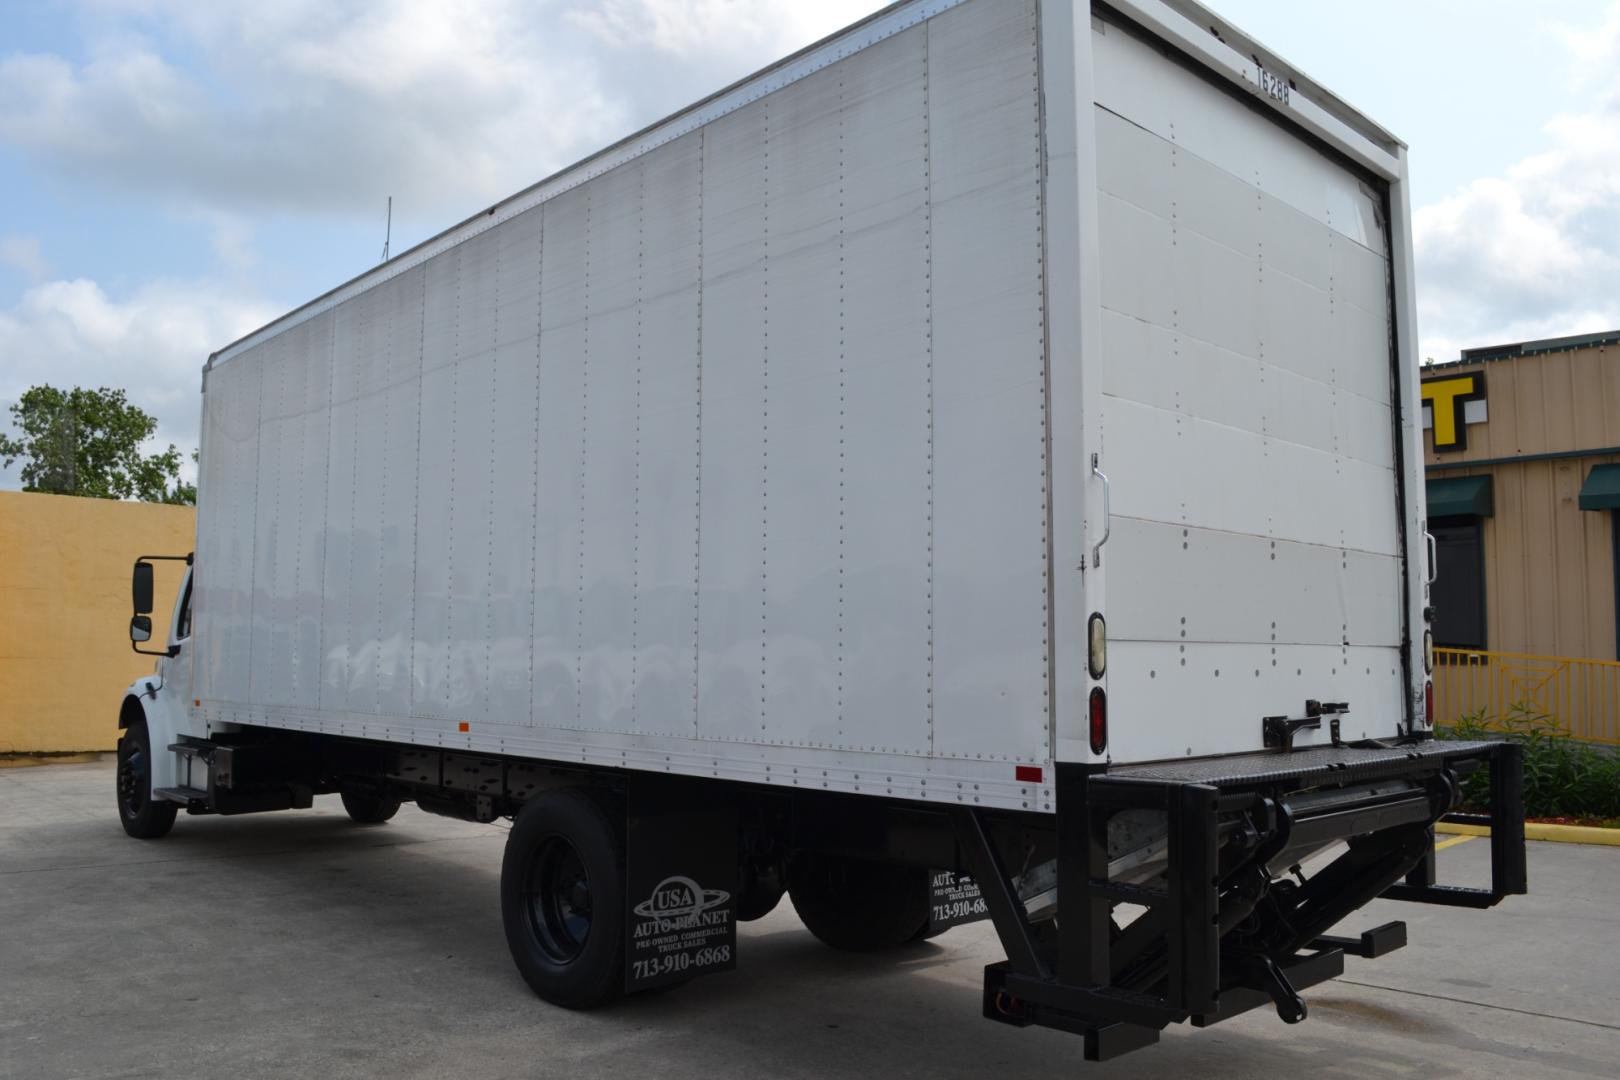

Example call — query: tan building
[1422,330,1620,662]
[0,491,195,753]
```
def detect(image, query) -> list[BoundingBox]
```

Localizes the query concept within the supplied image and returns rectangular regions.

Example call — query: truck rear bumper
[956,738,1526,1061]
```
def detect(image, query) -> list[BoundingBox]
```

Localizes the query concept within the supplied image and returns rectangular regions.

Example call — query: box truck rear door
[1090,17,1405,761]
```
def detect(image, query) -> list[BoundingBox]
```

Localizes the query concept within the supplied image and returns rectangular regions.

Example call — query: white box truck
[115,0,1525,1061]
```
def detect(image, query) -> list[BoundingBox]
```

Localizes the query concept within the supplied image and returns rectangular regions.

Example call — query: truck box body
[191,0,1426,810]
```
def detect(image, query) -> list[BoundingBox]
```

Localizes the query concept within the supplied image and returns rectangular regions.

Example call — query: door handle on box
[1092,453,1111,568]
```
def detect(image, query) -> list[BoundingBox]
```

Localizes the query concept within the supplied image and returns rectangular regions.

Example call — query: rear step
[155,783,312,815]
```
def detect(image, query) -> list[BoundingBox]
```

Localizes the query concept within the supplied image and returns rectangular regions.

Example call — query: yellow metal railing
[1432,647,1620,745]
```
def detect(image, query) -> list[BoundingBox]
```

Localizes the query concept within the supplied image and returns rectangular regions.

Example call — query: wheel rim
[118,737,147,819]
[524,835,593,964]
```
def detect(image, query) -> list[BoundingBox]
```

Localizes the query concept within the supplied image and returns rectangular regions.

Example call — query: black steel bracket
[1382,742,1527,908]
[1264,700,1351,751]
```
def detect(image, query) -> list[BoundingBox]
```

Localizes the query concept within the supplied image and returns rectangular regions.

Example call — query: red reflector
[1089,686,1108,756]
[1015,765,1043,784]
[458,721,470,733]
[1424,681,1433,726]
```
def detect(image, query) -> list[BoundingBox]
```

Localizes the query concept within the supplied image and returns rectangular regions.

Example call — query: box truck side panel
[927,0,1049,763]
[531,185,590,728]
[630,132,703,740]
[194,350,261,707]
[192,0,1054,804]
[1091,17,1405,762]
[839,31,933,756]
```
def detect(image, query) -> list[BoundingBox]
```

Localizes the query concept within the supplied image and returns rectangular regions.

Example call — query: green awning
[1426,475,1493,518]
[1579,464,1620,511]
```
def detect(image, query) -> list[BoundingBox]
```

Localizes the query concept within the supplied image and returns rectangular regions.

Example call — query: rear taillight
[1088,686,1107,756]
[1424,680,1434,726]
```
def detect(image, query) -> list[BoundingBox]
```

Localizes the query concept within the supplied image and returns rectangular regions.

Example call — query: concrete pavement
[3,757,1617,1079]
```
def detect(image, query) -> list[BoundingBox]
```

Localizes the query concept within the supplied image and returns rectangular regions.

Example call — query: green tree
[0,385,196,505]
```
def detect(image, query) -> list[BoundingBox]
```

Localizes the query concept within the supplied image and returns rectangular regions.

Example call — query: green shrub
[1438,705,1620,819]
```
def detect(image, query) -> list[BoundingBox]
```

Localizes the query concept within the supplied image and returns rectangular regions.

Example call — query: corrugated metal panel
[194,0,1052,805]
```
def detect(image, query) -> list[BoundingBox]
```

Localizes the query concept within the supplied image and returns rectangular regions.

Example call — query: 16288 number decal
[1256,62,1291,106]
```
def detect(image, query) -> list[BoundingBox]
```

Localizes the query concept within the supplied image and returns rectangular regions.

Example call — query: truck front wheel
[788,852,929,951]
[501,789,627,1010]
[116,716,177,840]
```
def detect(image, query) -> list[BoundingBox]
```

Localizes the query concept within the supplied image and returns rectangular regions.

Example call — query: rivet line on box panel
[445,249,463,716]
[922,18,936,752]
[316,314,337,713]
[346,299,366,707]
[578,192,592,730]
[376,278,392,713]
[528,206,546,727]
[632,161,645,724]
[410,269,426,716]
[693,130,705,733]
[243,347,264,706]
[761,96,771,731]
[1032,27,1050,737]
[836,74,846,738]
[488,223,502,718]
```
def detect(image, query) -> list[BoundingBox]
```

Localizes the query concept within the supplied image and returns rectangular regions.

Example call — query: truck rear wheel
[340,790,401,824]
[788,852,929,951]
[116,716,177,840]
[501,789,627,1009]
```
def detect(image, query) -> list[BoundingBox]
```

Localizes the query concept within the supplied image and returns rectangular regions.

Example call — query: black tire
[501,789,627,1010]
[788,852,929,951]
[736,860,787,922]
[116,717,177,840]
[341,790,401,824]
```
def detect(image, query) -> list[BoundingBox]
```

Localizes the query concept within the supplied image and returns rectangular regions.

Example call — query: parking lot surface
[3,757,1617,1079]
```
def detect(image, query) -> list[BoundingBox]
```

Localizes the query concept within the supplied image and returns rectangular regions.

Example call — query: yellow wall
[0,491,196,752]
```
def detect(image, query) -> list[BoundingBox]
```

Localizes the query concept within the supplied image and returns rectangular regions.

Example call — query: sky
[2,0,1618,487]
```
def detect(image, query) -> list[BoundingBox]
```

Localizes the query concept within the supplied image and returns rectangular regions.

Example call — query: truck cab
[116,554,194,838]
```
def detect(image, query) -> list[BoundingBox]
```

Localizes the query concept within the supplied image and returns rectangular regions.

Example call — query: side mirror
[130,615,153,643]
[133,561,154,615]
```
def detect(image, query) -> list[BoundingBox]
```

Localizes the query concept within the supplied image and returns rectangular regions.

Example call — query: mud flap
[928,870,990,933]
[624,775,738,992]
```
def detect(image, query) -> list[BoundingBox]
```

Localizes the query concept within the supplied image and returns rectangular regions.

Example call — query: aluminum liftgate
[953,739,1526,1061]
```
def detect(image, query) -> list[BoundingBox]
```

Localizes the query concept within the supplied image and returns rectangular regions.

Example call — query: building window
[1431,519,1486,649]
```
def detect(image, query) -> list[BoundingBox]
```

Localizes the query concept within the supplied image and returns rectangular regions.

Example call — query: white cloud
[0,0,883,224]
[565,0,876,60]
[0,276,276,486]
[1414,4,1620,362]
